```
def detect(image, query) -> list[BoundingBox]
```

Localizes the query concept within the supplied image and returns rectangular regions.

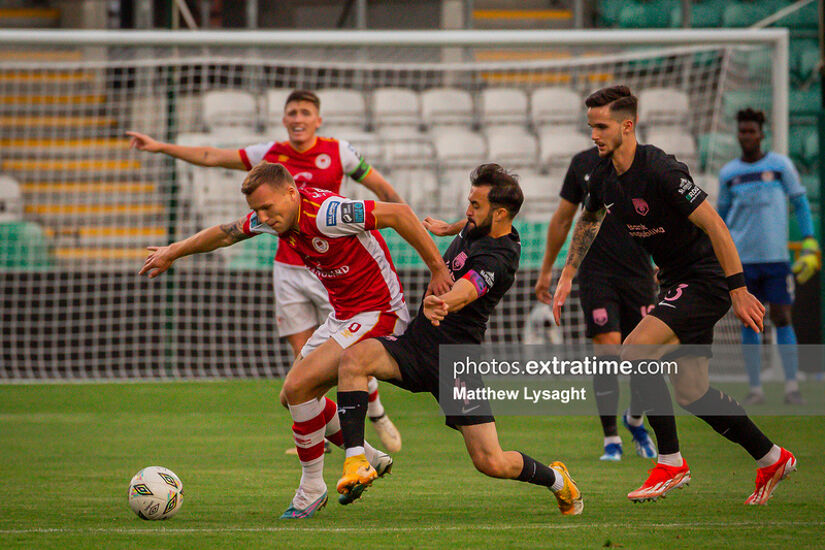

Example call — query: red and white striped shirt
[242,187,404,319]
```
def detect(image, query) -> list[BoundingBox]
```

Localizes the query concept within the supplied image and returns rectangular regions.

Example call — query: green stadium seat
[789,124,816,169]
[618,1,672,28]
[722,1,775,28]
[598,0,627,27]
[790,86,822,113]
[723,89,771,120]
[0,221,53,270]
[746,49,773,80]
[670,1,724,27]
[797,49,821,83]
[698,132,739,172]
[227,233,279,270]
[805,130,819,171]
[800,175,820,201]
[773,0,819,29]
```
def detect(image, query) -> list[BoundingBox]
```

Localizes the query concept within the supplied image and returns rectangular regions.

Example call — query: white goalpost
[0,29,788,380]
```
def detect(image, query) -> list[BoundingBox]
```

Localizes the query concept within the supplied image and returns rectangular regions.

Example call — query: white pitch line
[1,521,822,535]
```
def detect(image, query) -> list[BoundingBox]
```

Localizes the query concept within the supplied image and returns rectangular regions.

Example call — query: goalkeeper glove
[792,237,821,284]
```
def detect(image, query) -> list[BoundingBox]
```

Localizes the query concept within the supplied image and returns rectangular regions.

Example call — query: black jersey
[584,144,723,286]
[409,225,521,344]
[560,147,652,280]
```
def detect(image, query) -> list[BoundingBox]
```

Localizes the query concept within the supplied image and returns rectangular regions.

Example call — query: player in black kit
[334,164,583,515]
[553,86,795,506]
[535,146,658,462]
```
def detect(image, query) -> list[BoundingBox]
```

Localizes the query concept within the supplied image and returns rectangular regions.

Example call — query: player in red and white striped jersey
[139,162,453,519]
[128,89,404,453]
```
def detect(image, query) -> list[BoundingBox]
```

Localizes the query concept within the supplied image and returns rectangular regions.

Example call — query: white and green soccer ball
[128,466,184,520]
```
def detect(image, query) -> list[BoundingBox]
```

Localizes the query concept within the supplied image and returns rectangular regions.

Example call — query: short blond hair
[241,161,295,195]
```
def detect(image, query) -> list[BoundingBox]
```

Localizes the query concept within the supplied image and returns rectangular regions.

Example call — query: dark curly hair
[736,107,766,128]
[470,163,524,219]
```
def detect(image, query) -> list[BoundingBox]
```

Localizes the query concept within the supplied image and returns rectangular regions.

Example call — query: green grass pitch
[1,380,822,549]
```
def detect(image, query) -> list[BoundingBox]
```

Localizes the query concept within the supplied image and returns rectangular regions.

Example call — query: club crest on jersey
[452,251,468,271]
[761,171,775,182]
[593,308,608,326]
[632,198,650,216]
[312,237,329,253]
[315,154,332,169]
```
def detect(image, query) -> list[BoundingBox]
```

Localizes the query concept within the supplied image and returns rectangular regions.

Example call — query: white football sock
[367,377,385,418]
[604,435,622,446]
[757,445,782,468]
[657,452,683,467]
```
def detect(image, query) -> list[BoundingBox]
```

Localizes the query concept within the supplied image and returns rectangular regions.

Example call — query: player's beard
[601,132,622,158]
[466,213,493,239]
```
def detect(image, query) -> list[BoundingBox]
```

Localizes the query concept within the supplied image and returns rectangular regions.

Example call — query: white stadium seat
[380,130,434,168]
[517,169,560,220]
[316,88,366,131]
[388,169,440,210]
[638,87,690,128]
[421,87,474,130]
[485,127,538,170]
[433,129,487,167]
[264,88,293,130]
[202,89,257,132]
[644,129,698,172]
[693,172,721,207]
[531,87,582,131]
[0,175,23,222]
[480,88,529,128]
[538,130,592,172]
[372,87,421,133]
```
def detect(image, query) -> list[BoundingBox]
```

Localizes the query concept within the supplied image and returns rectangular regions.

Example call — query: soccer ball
[127,466,184,520]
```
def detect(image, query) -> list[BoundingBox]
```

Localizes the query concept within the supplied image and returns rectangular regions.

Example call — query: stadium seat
[387,168,439,210]
[264,88,292,130]
[316,88,367,132]
[372,87,421,134]
[804,129,819,171]
[795,47,821,85]
[598,0,627,27]
[479,88,529,128]
[722,1,774,28]
[318,128,383,166]
[698,131,739,172]
[531,87,581,131]
[638,87,689,128]
[800,174,820,200]
[723,89,771,120]
[789,125,816,169]
[538,131,591,173]
[262,124,289,142]
[518,169,560,221]
[645,129,698,172]
[433,129,487,166]
[485,127,538,171]
[618,1,672,28]
[773,0,819,29]
[790,87,821,113]
[670,0,724,27]
[693,172,720,207]
[202,89,257,132]
[193,167,249,229]
[380,128,434,168]
[0,175,23,222]
[0,220,52,270]
[421,88,474,130]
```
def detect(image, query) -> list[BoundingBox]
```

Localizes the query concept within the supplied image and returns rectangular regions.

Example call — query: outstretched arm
[138,217,252,278]
[127,131,246,170]
[372,202,453,296]
[423,217,467,237]
[688,200,765,332]
[535,198,579,304]
[552,207,605,325]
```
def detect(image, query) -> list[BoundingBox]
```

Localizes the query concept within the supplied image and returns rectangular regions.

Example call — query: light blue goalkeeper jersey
[718,151,813,264]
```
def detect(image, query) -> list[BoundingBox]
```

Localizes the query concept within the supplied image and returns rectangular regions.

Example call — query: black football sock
[682,387,774,460]
[336,390,369,451]
[517,452,557,488]
[630,369,679,455]
[593,362,620,437]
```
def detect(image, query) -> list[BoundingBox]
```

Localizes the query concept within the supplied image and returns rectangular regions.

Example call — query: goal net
[0,31,783,380]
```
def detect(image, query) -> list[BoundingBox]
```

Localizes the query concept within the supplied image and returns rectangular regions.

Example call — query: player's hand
[423,295,449,326]
[552,274,573,326]
[792,237,821,284]
[426,264,454,297]
[423,217,461,237]
[139,246,176,278]
[535,270,553,305]
[730,287,765,333]
[126,131,164,153]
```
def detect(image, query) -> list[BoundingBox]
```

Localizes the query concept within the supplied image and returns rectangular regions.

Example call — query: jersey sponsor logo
[452,251,468,271]
[678,177,701,203]
[341,202,365,224]
[626,224,665,238]
[308,264,350,278]
[632,198,650,216]
[294,171,313,182]
[480,270,495,287]
[315,153,332,169]
[326,200,340,226]
[592,307,608,326]
[604,202,614,214]
[312,237,329,253]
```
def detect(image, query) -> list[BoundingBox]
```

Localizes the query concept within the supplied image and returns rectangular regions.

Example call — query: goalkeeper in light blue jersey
[718,108,820,406]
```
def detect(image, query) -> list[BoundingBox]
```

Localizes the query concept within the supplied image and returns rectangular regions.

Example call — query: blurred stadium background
[0,0,821,380]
